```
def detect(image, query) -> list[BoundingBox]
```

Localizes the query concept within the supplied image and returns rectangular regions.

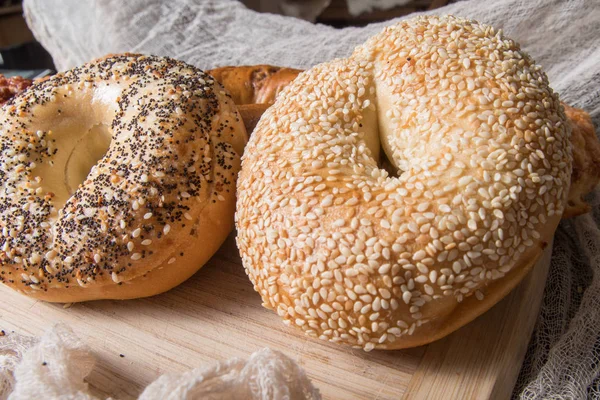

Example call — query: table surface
[0,233,551,399]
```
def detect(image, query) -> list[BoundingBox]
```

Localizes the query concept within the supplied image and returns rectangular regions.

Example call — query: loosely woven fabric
[0,325,96,400]
[0,325,320,400]
[15,0,600,398]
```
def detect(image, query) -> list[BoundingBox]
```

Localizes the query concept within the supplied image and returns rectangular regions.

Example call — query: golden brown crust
[207,65,301,105]
[2,67,599,229]
[562,104,600,217]
[237,103,271,134]
[236,15,572,350]
[1,67,598,220]
[206,67,600,219]
[17,186,238,302]
[373,226,556,348]
[0,55,247,302]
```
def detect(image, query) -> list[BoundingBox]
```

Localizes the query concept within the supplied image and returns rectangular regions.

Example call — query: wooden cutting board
[0,233,551,400]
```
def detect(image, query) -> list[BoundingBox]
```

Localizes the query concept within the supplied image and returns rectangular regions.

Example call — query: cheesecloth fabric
[3,0,599,398]
[0,324,320,400]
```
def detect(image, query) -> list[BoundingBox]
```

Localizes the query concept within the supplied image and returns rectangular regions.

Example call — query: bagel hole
[378,145,401,178]
[36,123,112,209]
[65,124,112,194]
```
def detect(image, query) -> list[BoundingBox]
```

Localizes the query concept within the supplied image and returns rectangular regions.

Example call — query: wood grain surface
[404,240,552,399]
[0,233,551,399]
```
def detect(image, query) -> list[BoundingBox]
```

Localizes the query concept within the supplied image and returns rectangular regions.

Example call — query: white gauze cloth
[0,325,320,400]
[16,0,600,398]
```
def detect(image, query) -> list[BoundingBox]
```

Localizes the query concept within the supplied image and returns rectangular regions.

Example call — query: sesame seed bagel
[236,15,571,350]
[0,54,247,302]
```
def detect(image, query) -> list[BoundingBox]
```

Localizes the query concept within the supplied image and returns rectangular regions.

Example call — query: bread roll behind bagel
[207,65,300,134]
[208,65,301,105]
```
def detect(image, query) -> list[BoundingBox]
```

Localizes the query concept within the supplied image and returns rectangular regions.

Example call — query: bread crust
[236,16,573,350]
[0,54,247,302]
[208,66,599,217]
[208,65,301,105]
[2,66,597,218]
[0,56,597,307]
[562,104,600,217]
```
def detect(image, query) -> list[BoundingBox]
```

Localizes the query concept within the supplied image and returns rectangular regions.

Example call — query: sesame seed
[232,15,570,350]
[413,250,426,261]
